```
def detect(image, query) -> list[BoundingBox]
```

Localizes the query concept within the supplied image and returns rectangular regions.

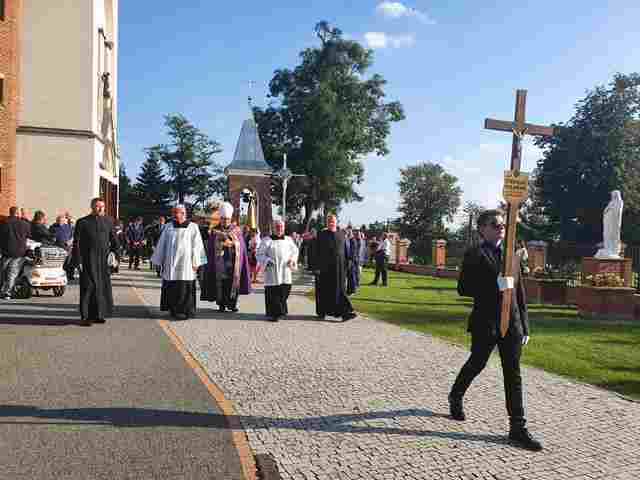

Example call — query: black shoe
[508,428,543,451]
[368,282,377,286]
[79,318,92,327]
[230,307,239,313]
[448,393,466,421]
[175,313,187,321]
[93,318,106,324]
[270,316,280,322]
[317,314,326,320]
[218,306,226,313]
[341,312,357,321]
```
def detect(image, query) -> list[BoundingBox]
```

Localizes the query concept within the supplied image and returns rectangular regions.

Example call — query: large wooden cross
[485,90,555,337]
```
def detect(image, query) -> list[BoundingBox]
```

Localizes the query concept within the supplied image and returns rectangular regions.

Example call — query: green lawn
[351,269,640,400]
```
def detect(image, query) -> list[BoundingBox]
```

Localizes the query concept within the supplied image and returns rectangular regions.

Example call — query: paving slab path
[133,267,640,480]
[0,269,245,480]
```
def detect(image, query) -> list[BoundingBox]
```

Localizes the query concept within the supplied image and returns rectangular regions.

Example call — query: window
[0,0,5,21]
[0,74,5,106]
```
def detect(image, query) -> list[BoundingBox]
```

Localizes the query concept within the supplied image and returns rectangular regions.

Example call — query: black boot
[508,426,543,451]
[448,393,466,421]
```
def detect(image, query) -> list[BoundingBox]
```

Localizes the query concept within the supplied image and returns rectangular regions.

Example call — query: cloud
[364,32,416,49]
[376,1,436,25]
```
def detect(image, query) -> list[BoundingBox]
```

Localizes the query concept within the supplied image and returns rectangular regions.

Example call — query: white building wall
[16,136,97,219]
[17,0,119,219]
[20,0,94,130]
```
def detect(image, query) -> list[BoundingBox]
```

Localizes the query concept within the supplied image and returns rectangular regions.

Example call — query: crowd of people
[0,207,78,299]
[0,199,543,451]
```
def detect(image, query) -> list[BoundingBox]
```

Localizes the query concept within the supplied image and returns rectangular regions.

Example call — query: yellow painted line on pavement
[158,319,257,480]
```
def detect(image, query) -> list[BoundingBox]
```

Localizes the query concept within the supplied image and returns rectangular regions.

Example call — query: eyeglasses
[490,222,506,230]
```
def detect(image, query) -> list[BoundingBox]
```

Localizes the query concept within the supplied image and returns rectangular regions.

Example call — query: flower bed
[576,286,637,320]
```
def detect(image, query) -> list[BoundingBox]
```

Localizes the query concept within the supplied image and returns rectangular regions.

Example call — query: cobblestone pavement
[132,266,640,480]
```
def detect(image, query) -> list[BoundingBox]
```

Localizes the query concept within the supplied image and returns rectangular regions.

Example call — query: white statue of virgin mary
[595,190,624,259]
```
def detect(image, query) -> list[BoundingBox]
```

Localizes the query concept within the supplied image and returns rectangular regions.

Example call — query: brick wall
[0,0,21,215]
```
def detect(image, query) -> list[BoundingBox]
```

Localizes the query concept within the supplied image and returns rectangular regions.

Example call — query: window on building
[0,0,5,22]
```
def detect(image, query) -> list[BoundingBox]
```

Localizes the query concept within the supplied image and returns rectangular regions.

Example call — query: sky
[118,1,640,226]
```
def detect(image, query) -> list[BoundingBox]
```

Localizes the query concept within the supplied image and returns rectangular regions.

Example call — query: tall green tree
[135,149,172,217]
[398,162,462,256]
[118,163,143,220]
[254,21,405,226]
[534,73,640,242]
[148,114,223,205]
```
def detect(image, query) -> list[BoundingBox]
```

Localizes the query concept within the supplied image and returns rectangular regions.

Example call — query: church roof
[226,116,272,173]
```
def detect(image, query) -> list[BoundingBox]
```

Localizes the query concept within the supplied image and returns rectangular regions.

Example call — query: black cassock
[72,214,119,321]
[313,229,355,318]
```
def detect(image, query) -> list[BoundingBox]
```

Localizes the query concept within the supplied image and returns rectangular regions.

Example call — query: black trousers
[265,284,292,318]
[372,251,388,285]
[450,326,525,428]
[219,278,238,310]
[128,245,142,268]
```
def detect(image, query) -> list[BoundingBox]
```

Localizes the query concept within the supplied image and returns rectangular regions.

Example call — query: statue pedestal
[582,257,633,288]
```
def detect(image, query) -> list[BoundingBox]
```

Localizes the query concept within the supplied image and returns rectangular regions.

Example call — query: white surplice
[151,222,207,281]
[257,236,299,286]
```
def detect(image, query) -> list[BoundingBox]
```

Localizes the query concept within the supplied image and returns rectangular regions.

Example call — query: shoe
[93,318,106,324]
[317,314,326,320]
[509,427,543,451]
[270,316,280,322]
[341,312,357,321]
[218,306,226,313]
[448,393,466,421]
[230,307,239,313]
[79,318,92,327]
[368,282,377,286]
[175,313,187,321]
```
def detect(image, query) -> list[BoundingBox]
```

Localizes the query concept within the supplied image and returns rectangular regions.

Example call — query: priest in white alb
[151,205,207,320]
[257,218,299,322]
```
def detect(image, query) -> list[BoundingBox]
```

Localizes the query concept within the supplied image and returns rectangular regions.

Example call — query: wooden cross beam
[484,89,555,337]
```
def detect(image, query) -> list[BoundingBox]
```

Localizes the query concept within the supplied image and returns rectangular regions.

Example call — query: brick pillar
[527,241,548,273]
[432,239,447,268]
[395,239,411,265]
[0,0,22,215]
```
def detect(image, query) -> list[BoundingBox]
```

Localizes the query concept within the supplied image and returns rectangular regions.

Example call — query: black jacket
[0,217,32,258]
[457,242,529,338]
[31,223,55,244]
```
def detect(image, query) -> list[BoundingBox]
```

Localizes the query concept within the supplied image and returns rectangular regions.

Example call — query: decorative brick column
[432,239,447,268]
[395,239,411,265]
[0,0,22,215]
[527,241,548,273]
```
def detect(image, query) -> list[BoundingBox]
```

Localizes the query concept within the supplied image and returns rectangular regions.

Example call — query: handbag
[107,251,119,269]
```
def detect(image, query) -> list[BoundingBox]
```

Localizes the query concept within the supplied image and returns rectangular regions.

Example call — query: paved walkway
[133,267,640,480]
[0,269,245,480]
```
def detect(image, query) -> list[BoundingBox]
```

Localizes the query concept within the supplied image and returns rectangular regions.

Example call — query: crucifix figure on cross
[272,153,307,220]
[485,89,555,337]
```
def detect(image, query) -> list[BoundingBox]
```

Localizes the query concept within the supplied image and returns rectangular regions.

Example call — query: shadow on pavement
[0,404,508,445]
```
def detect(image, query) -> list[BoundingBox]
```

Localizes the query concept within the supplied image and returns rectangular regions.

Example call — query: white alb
[151,222,207,281]
[257,236,299,286]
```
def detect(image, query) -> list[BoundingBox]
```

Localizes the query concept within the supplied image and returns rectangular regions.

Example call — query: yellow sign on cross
[503,170,529,203]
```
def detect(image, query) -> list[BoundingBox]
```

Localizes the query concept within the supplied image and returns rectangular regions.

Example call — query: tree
[398,162,462,257]
[135,149,172,217]
[462,201,485,246]
[254,21,405,227]
[534,73,640,243]
[148,114,223,205]
[118,163,143,220]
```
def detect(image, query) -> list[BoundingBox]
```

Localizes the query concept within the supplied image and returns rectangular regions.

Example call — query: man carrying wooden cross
[448,90,552,451]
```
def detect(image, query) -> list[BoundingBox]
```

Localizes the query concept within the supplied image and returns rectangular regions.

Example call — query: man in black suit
[448,209,542,451]
[313,214,358,322]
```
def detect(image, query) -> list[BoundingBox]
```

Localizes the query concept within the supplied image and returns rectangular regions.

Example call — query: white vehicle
[14,240,69,298]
